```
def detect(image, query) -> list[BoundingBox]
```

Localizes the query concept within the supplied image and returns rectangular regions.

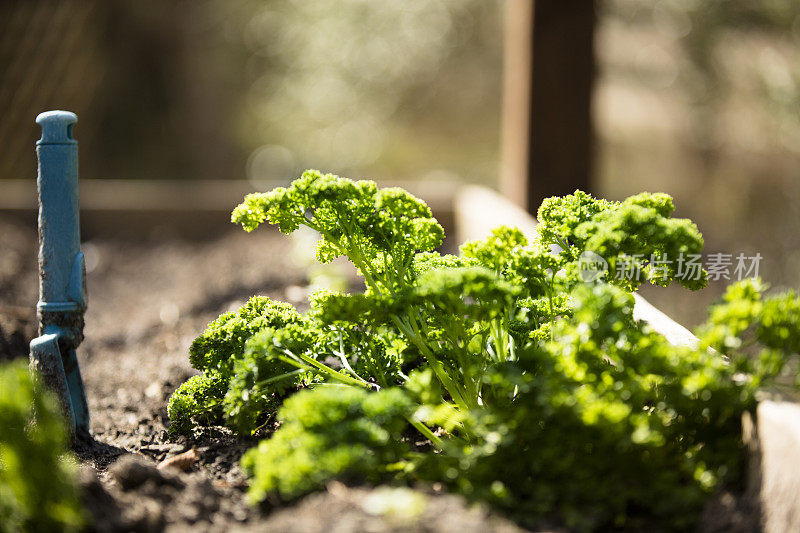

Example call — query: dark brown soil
[0,216,531,532]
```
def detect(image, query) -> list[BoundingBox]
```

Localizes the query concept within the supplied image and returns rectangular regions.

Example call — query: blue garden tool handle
[30,111,90,434]
[35,110,86,312]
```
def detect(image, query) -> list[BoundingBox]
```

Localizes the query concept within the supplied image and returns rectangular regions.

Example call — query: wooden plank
[744,399,800,533]
[455,184,538,244]
[0,179,458,214]
[0,178,460,239]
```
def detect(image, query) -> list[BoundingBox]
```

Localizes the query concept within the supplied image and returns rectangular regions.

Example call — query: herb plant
[169,170,800,531]
[0,359,85,532]
[242,386,413,503]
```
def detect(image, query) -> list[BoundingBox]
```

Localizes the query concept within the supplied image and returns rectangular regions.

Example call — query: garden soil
[0,215,756,532]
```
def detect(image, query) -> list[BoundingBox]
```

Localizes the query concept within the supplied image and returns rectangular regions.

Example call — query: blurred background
[2,0,800,325]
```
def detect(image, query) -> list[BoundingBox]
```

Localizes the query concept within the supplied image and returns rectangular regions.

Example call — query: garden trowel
[29,110,90,434]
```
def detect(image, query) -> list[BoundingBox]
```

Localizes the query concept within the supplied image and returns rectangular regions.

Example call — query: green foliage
[241,386,412,503]
[575,192,708,290]
[170,289,410,435]
[232,170,443,294]
[189,296,301,375]
[173,171,800,530]
[698,278,800,387]
[0,360,85,532]
[167,373,228,436]
[459,226,528,272]
[223,325,322,435]
[168,295,310,435]
[421,284,750,531]
[536,189,617,253]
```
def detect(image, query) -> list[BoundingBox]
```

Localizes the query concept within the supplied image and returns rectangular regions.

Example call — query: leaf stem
[406,416,445,450]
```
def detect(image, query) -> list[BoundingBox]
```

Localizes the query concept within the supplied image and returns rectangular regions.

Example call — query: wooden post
[500,0,596,214]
